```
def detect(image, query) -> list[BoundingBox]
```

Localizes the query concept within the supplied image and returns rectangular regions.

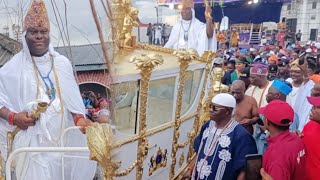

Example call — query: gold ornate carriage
[84,1,226,179]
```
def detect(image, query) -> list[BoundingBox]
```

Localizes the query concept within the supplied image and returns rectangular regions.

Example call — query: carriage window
[181,69,204,115]
[146,77,176,129]
[112,81,139,135]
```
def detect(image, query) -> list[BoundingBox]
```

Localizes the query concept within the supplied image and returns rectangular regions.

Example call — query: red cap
[307,96,320,106]
[259,100,294,126]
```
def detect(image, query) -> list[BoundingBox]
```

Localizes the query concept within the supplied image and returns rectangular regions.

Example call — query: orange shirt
[309,75,320,83]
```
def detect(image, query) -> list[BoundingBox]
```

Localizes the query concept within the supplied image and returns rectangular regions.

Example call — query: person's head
[213,57,224,68]
[210,93,236,121]
[96,109,110,124]
[289,59,305,84]
[226,60,236,73]
[298,30,301,33]
[311,83,320,96]
[249,63,269,86]
[148,23,152,26]
[266,80,292,103]
[83,91,90,99]
[230,80,246,103]
[268,55,278,65]
[235,57,248,71]
[24,0,50,57]
[307,92,320,121]
[97,93,102,99]
[86,105,94,112]
[307,63,316,77]
[98,98,109,109]
[239,67,251,89]
[277,57,290,74]
[259,100,294,134]
[181,7,192,21]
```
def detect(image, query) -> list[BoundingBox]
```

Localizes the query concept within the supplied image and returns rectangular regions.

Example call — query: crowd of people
[81,91,111,124]
[146,23,171,45]
[182,34,320,179]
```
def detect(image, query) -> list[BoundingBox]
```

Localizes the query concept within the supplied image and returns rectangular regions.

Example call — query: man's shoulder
[233,124,252,136]
[244,95,256,102]
[0,51,23,71]
[54,53,72,66]
[245,86,255,94]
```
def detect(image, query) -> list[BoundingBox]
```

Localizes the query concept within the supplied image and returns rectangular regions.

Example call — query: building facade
[280,0,320,42]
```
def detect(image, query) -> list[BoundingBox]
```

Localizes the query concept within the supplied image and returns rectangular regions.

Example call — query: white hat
[306,48,312,53]
[213,57,224,65]
[249,48,255,52]
[211,93,236,109]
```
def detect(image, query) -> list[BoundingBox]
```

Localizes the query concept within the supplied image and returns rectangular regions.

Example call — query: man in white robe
[0,0,96,179]
[164,1,217,56]
[286,59,314,131]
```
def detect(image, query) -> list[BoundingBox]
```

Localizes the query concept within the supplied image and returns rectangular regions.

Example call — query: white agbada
[287,80,315,131]
[164,9,217,56]
[0,33,96,180]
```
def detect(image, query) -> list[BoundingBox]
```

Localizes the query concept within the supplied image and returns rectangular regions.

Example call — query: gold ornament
[179,153,185,167]
[148,147,168,176]
[119,6,139,48]
[170,49,199,179]
[86,123,119,180]
[130,53,164,180]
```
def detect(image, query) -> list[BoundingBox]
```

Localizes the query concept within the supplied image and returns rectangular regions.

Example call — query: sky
[0,0,177,47]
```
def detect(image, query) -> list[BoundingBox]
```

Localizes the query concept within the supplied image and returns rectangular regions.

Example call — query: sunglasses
[209,103,226,111]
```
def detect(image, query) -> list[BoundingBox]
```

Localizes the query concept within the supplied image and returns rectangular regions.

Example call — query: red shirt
[302,121,320,180]
[263,131,306,180]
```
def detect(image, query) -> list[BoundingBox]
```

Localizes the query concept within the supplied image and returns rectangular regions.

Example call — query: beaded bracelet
[73,114,84,126]
[7,112,16,126]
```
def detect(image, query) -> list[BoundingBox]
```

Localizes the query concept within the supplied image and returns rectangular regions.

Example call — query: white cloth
[155,27,162,39]
[286,86,299,107]
[164,9,217,56]
[287,80,315,131]
[245,81,273,108]
[0,32,96,180]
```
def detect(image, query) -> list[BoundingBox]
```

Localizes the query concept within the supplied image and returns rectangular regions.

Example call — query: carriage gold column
[187,51,215,162]
[130,54,164,180]
[170,49,199,179]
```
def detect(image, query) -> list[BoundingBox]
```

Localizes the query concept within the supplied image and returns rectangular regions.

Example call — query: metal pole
[156,6,159,24]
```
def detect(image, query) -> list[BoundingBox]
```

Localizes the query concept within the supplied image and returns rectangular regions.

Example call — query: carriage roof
[113,46,208,84]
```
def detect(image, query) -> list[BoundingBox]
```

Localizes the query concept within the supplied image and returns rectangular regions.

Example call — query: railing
[5,126,90,180]
[5,147,89,180]
[249,23,253,45]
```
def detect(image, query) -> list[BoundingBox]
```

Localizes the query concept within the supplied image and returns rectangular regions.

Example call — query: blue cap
[272,80,292,96]
[240,49,248,54]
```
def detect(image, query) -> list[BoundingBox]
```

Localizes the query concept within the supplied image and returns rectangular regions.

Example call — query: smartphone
[256,118,264,126]
[245,154,262,180]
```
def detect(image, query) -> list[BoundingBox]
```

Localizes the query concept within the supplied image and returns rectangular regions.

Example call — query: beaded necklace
[32,54,64,143]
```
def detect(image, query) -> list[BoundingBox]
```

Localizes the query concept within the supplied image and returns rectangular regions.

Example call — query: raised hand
[205,5,212,20]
